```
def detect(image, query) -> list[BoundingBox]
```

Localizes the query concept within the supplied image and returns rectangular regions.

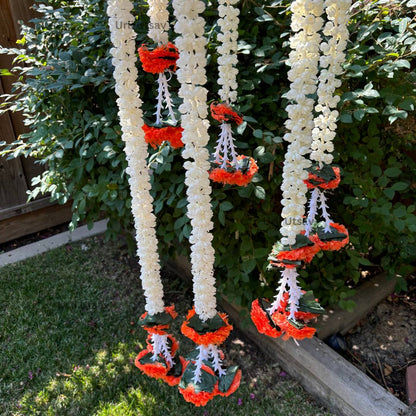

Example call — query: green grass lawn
[0,237,333,415]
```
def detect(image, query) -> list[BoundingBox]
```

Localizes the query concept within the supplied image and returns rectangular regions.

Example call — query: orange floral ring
[275,243,320,264]
[181,308,232,346]
[140,305,178,335]
[304,166,341,190]
[138,42,179,74]
[210,102,243,125]
[142,125,184,149]
[310,223,349,251]
[134,349,170,380]
[250,299,283,338]
[209,156,258,187]
[272,313,316,341]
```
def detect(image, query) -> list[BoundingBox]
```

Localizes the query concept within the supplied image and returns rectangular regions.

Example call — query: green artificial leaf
[187,313,226,334]
[166,358,183,378]
[297,292,325,314]
[306,164,337,182]
[179,362,217,393]
[258,298,282,331]
[315,225,347,242]
[218,366,239,393]
[138,351,166,366]
[139,311,173,327]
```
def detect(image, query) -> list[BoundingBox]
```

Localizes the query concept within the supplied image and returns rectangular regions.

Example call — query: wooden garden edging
[167,256,409,416]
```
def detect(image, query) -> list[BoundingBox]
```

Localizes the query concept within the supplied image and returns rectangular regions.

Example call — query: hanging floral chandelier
[251,0,351,341]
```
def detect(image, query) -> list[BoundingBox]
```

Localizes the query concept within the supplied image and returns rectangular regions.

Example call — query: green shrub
[1,0,415,310]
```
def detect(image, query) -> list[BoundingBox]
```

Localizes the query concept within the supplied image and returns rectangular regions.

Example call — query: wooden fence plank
[0,77,29,209]
[0,202,72,244]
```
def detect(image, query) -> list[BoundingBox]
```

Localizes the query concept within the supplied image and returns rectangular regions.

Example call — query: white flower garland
[217,0,240,104]
[107,0,164,316]
[280,0,324,246]
[173,0,217,321]
[311,0,352,166]
[147,0,169,45]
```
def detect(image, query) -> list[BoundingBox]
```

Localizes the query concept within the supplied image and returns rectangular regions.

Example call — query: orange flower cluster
[209,156,258,186]
[142,125,184,149]
[181,308,232,346]
[134,335,184,386]
[178,360,242,406]
[310,222,349,251]
[138,42,179,73]
[251,294,322,342]
[210,102,243,125]
[304,166,341,190]
[139,305,177,335]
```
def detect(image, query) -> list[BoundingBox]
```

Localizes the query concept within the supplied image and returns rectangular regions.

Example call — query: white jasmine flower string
[147,0,169,45]
[310,0,351,167]
[107,0,165,316]
[173,0,217,321]
[280,0,324,246]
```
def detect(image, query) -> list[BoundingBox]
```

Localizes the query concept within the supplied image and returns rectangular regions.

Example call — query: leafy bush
[1,0,415,310]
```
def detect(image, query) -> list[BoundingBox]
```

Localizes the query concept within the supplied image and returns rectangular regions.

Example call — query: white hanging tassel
[209,344,226,377]
[319,189,332,232]
[213,123,239,168]
[151,333,174,367]
[161,72,177,124]
[305,187,320,236]
[154,72,177,125]
[287,268,302,320]
[193,344,210,384]
[268,269,290,315]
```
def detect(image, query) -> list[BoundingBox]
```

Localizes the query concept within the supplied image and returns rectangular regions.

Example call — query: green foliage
[1,0,415,309]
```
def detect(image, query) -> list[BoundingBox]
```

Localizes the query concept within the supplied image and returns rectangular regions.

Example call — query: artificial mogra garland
[251,0,352,342]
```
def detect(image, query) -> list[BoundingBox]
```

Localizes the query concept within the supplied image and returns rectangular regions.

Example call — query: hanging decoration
[304,0,351,251]
[209,0,258,187]
[173,0,241,406]
[138,0,184,149]
[107,0,182,385]
[251,0,328,341]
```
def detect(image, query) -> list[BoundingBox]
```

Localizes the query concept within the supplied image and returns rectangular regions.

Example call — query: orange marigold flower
[178,362,217,406]
[142,125,184,149]
[272,313,316,341]
[140,304,178,335]
[210,102,243,125]
[304,166,341,190]
[310,222,349,251]
[276,243,320,264]
[181,308,233,346]
[134,349,169,379]
[179,385,216,407]
[269,261,298,269]
[138,42,179,73]
[209,156,258,187]
[250,299,283,338]
[215,369,242,397]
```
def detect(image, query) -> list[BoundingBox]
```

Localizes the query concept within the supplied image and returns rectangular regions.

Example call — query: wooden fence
[0,0,71,244]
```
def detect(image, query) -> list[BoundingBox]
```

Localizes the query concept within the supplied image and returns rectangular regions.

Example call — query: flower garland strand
[209,0,258,187]
[138,0,184,148]
[107,0,182,386]
[173,0,241,405]
[251,0,326,341]
[304,0,351,249]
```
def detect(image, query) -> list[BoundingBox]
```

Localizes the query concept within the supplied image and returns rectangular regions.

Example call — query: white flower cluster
[147,0,169,44]
[107,0,165,315]
[311,0,351,166]
[173,0,217,321]
[217,0,240,103]
[280,0,324,246]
